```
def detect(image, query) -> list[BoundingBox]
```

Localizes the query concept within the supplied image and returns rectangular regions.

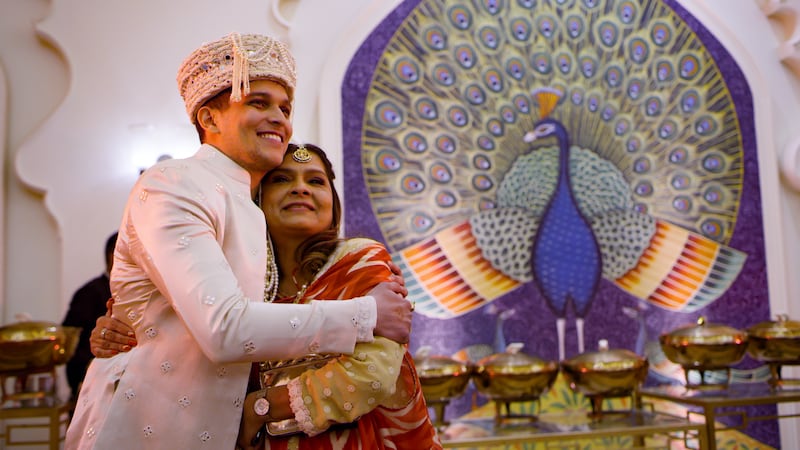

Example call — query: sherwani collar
[197,144,252,187]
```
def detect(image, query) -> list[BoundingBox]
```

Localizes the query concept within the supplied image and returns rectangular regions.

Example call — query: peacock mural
[342,0,772,443]
[342,0,771,436]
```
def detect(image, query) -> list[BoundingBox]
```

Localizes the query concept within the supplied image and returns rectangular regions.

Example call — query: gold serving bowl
[413,347,472,427]
[660,316,747,386]
[414,354,472,402]
[0,321,81,374]
[473,343,558,402]
[473,343,558,424]
[747,314,800,386]
[747,314,800,363]
[561,340,648,419]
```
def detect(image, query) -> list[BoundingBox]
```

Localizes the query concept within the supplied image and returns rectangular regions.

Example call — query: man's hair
[193,89,231,142]
[105,232,118,259]
[105,232,119,271]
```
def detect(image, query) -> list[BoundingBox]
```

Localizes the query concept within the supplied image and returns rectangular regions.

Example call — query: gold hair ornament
[292,146,312,163]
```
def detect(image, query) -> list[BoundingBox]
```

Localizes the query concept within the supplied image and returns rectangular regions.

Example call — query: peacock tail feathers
[393,220,519,318]
[614,219,747,312]
[363,0,747,318]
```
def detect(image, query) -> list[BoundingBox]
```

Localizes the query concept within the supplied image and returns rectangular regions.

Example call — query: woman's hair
[280,143,342,278]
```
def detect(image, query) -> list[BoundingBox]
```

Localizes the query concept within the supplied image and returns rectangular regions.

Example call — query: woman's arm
[239,240,408,444]
[237,337,404,447]
[290,337,405,435]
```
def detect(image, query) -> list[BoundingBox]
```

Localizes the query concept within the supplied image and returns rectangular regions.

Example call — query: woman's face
[260,150,334,241]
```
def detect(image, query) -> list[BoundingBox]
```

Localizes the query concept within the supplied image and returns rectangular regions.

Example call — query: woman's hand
[237,390,268,450]
[90,298,137,358]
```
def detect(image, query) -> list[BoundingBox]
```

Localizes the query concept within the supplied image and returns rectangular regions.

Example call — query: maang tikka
[292,146,312,163]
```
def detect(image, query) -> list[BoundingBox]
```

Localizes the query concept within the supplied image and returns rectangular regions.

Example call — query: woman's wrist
[263,385,293,422]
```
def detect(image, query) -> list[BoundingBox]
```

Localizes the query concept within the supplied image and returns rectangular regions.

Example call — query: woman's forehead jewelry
[292,146,312,163]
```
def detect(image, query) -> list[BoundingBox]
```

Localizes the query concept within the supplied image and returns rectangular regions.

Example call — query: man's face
[204,79,293,179]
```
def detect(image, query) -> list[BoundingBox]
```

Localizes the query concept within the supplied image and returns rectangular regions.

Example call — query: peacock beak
[523,131,537,143]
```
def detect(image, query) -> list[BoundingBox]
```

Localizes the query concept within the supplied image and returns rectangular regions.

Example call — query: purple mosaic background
[340,0,775,446]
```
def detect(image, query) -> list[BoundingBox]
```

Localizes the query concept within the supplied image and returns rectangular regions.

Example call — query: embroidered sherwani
[263,238,442,450]
[65,145,375,450]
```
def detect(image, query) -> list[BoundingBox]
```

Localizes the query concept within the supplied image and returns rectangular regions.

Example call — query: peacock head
[523,119,560,143]
[523,86,564,144]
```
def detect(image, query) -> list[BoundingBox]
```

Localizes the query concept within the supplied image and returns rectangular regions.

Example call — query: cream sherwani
[65,145,375,450]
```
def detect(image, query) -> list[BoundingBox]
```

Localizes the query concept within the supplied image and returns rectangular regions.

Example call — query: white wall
[0,38,6,328]
[0,0,66,324]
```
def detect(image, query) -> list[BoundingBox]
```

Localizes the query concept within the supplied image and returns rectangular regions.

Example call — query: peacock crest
[355,0,749,360]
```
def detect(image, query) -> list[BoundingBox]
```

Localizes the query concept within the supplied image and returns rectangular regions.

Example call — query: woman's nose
[291,183,311,195]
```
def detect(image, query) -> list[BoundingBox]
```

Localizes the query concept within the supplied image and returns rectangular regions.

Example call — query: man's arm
[91,286,414,357]
[120,169,376,362]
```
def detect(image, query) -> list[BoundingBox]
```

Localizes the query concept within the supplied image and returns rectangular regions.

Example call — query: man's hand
[90,299,137,358]
[369,280,412,344]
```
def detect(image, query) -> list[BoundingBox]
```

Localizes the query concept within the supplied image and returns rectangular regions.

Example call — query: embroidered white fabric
[354,296,376,343]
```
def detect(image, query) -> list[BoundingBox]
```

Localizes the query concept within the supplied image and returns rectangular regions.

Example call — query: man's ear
[196,106,219,134]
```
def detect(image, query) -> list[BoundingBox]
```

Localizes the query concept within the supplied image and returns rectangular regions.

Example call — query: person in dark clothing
[61,231,118,400]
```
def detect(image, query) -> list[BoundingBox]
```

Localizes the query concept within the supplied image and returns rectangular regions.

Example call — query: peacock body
[358,0,748,361]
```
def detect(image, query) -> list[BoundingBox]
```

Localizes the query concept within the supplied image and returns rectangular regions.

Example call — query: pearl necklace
[263,234,279,303]
[257,182,279,304]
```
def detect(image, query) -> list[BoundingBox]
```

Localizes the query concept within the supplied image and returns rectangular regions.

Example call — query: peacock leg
[557,317,566,361]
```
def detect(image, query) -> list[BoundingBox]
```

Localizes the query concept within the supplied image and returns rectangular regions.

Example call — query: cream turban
[176,32,297,124]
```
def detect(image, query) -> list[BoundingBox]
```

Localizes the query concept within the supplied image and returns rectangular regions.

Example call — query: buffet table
[439,409,708,449]
[639,383,800,450]
[0,395,71,450]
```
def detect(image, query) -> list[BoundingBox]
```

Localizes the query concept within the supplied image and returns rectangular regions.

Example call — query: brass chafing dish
[0,321,80,373]
[0,320,81,401]
[747,314,800,386]
[561,340,648,419]
[413,346,472,427]
[660,316,747,387]
[473,343,559,423]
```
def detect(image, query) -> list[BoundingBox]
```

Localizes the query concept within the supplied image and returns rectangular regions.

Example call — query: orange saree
[264,238,441,450]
